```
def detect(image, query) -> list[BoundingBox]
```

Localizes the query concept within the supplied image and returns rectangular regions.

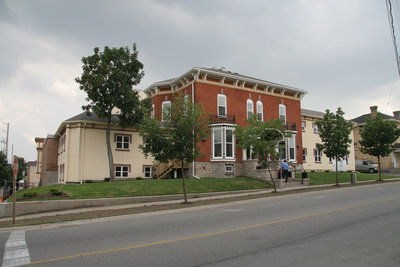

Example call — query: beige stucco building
[301,108,355,172]
[352,106,400,172]
[54,112,154,183]
[24,161,41,187]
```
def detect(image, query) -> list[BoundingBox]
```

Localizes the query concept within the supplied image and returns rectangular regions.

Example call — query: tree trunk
[378,156,382,181]
[181,159,188,203]
[335,157,339,186]
[266,161,277,193]
[106,113,114,182]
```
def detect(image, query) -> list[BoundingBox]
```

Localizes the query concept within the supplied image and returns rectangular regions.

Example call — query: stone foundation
[191,160,281,182]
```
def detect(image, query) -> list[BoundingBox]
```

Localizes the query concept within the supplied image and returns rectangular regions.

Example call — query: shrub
[23,192,38,198]
[50,189,63,196]
[85,180,93,183]
[104,178,111,182]
[136,177,143,180]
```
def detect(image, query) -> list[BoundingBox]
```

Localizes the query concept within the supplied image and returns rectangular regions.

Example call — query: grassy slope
[295,172,398,186]
[15,177,272,201]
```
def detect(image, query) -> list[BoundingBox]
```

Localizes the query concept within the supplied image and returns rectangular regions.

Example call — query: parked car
[355,159,378,173]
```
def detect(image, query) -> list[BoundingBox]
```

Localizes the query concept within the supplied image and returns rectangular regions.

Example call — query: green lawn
[295,171,399,186]
[14,177,272,201]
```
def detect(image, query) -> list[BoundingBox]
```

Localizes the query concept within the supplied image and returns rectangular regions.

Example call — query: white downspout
[192,72,200,179]
[80,122,87,184]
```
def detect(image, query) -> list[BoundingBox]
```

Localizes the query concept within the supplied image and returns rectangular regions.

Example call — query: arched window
[279,104,286,123]
[247,99,254,119]
[256,100,263,121]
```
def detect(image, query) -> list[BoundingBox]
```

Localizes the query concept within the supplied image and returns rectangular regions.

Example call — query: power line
[386,0,400,77]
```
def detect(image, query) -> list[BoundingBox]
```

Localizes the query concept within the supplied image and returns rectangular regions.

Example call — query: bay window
[212,126,235,160]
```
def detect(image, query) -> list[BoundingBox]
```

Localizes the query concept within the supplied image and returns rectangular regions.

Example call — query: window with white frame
[256,101,263,121]
[301,121,306,131]
[226,129,233,157]
[212,126,235,159]
[247,99,254,119]
[151,104,155,118]
[314,149,322,162]
[313,122,319,133]
[217,94,227,116]
[279,104,286,123]
[289,135,296,161]
[302,148,307,162]
[242,147,254,160]
[279,141,286,160]
[184,95,189,116]
[115,134,130,150]
[143,166,152,178]
[225,164,234,173]
[213,128,222,157]
[115,165,129,178]
[162,101,171,121]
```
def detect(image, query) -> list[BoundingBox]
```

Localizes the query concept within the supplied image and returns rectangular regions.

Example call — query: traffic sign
[13,156,18,177]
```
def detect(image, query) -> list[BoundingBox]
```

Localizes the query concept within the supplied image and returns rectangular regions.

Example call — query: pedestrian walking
[279,160,289,182]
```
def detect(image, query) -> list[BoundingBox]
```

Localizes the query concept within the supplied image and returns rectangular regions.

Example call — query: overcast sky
[1,0,399,162]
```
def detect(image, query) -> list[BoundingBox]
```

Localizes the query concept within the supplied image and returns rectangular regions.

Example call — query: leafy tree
[16,157,26,180]
[359,113,400,181]
[76,44,145,181]
[235,116,289,192]
[315,107,353,186]
[139,93,210,203]
[0,152,12,187]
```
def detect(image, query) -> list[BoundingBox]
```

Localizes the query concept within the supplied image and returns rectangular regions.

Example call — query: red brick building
[145,67,307,178]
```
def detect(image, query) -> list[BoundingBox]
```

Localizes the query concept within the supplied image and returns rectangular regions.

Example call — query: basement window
[225,164,234,173]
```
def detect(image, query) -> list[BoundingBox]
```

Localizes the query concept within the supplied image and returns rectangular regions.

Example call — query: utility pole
[0,122,9,163]
[5,123,9,163]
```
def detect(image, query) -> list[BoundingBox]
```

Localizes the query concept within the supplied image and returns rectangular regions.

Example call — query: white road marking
[2,231,30,267]
[217,208,243,212]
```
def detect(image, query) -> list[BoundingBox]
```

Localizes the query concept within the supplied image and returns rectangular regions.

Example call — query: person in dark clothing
[279,160,289,182]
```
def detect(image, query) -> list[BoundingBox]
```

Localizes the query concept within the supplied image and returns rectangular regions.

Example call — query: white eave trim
[144,67,308,96]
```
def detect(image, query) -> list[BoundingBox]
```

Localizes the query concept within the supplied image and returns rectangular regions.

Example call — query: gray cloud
[0,0,399,161]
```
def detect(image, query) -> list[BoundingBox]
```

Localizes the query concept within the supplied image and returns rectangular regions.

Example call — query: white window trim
[247,99,254,119]
[225,164,234,173]
[301,121,306,131]
[279,104,286,123]
[162,101,171,122]
[302,148,307,162]
[217,94,227,116]
[116,134,130,150]
[289,134,296,161]
[151,104,155,118]
[256,100,263,121]
[115,165,129,178]
[211,126,236,161]
[144,166,152,178]
[314,149,322,162]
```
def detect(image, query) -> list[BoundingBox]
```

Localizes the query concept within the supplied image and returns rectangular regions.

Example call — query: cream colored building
[301,108,355,172]
[54,112,154,183]
[352,106,400,172]
[24,161,41,187]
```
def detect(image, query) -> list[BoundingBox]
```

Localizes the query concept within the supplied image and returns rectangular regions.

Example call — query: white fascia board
[145,67,308,96]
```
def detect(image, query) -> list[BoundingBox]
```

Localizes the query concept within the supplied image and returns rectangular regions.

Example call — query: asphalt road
[2,182,400,266]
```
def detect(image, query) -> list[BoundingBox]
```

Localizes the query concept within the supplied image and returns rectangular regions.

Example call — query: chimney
[393,111,400,120]
[370,106,378,116]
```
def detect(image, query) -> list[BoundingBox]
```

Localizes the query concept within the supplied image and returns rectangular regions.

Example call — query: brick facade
[146,67,307,178]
